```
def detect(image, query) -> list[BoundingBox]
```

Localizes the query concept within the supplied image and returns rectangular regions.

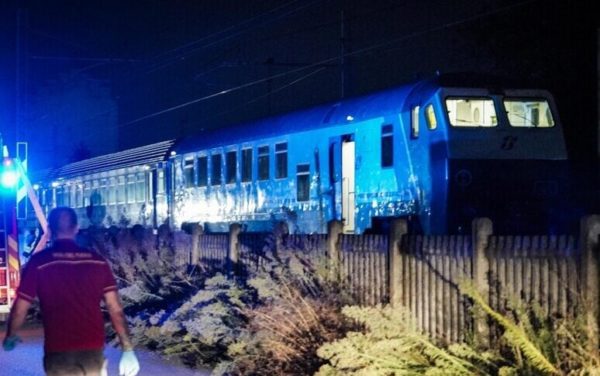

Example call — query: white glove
[119,350,140,376]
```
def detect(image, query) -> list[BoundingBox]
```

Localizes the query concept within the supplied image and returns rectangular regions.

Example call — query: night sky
[0,0,597,171]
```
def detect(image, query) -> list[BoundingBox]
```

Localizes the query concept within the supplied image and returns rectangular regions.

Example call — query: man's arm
[3,298,32,350]
[103,290,134,351]
[104,291,140,376]
[5,298,32,337]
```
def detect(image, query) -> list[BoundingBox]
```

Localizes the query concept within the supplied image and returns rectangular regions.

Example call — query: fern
[317,305,496,375]
[461,282,558,375]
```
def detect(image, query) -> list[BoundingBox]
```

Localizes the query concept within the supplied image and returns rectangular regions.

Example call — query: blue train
[35,75,574,234]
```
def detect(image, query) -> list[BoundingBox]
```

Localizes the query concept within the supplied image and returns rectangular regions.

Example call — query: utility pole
[15,8,22,145]
[15,7,28,146]
[340,10,346,99]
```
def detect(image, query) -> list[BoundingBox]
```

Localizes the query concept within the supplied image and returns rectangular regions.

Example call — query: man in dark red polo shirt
[2,207,140,376]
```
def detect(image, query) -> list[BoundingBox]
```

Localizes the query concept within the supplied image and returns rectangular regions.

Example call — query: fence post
[472,217,493,348]
[389,219,408,307]
[190,223,203,264]
[581,215,600,351]
[328,220,343,282]
[228,223,242,277]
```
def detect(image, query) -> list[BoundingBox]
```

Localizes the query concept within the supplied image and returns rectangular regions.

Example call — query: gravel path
[0,326,212,376]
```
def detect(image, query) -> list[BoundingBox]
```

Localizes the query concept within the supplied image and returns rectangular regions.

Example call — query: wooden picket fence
[186,216,600,342]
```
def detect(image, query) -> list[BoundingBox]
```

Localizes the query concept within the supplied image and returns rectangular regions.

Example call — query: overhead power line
[119,0,539,127]
[40,0,540,143]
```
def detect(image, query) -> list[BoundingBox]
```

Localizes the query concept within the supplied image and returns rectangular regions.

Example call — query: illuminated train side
[35,141,174,230]
[169,77,570,234]
[36,76,571,234]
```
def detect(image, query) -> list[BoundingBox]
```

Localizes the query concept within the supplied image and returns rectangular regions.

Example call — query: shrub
[86,226,199,313]
[215,248,355,375]
[128,274,254,368]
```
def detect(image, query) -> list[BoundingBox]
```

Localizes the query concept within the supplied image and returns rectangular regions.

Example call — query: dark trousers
[43,349,106,376]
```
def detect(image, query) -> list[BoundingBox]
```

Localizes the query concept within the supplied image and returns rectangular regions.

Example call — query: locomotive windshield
[445,97,497,127]
[503,99,555,127]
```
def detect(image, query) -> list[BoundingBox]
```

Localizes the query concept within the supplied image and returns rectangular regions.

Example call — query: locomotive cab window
[503,99,555,128]
[425,104,437,130]
[445,97,497,127]
[381,124,393,167]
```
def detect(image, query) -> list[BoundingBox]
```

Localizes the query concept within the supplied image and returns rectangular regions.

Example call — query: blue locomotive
[36,75,573,234]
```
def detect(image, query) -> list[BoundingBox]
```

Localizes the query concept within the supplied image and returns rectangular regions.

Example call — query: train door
[151,163,169,229]
[341,137,355,233]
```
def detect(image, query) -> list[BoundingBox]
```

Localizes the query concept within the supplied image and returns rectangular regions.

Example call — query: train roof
[173,81,422,155]
[41,139,176,181]
[172,73,533,155]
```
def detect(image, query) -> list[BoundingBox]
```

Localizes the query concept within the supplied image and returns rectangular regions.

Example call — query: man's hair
[48,207,78,238]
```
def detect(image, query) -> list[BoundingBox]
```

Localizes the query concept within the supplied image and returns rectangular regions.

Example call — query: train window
[67,185,75,208]
[117,176,126,203]
[211,153,222,186]
[275,142,288,179]
[100,178,108,204]
[226,151,237,184]
[68,185,74,207]
[75,184,83,208]
[503,99,555,127]
[92,180,100,204]
[411,106,420,138]
[258,145,269,181]
[425,104,437,130]
[445,97,497,127]
[56,186,65,206]
[83,182,90,206]
[44,188,53,206]
[72,185,78,207]
[126,175,136,203]
[241,148,252,182]
[184,158,195,188]
[136,173,145,202]
[381,124,393,168]
[65,185,71,207]
[296,164,310,202]
[107,178,115,204]
[197,156,208,187]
